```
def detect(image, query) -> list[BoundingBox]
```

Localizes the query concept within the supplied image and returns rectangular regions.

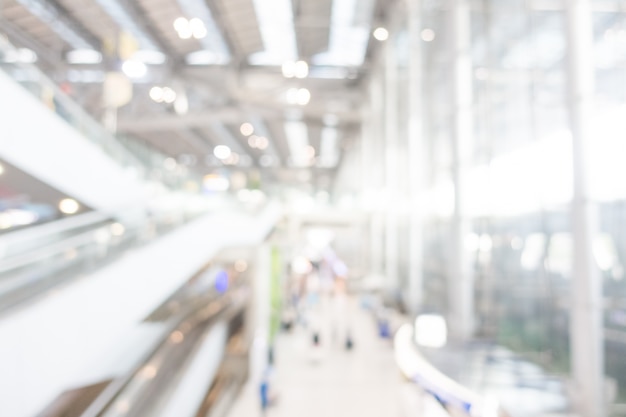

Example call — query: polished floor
[225,296,449,417]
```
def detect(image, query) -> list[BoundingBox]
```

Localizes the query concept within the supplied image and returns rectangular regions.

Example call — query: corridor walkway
[226,294,449,417]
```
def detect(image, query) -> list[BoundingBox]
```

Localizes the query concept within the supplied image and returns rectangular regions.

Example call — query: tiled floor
[225,296,447,417]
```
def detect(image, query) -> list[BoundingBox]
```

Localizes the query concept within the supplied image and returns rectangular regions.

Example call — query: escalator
[36,256,254,417]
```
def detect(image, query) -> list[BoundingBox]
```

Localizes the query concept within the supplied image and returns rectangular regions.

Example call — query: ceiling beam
[117,105,361,133]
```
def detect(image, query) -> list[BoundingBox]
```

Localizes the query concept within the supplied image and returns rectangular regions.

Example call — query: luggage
[345,335,353,350]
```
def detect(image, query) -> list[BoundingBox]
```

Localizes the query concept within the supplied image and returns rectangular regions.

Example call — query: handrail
[0,212,113,259]
[394,324,507,417]
[80,285,249,417]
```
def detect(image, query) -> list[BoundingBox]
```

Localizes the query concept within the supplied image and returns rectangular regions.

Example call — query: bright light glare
[291,256,312,274]
[59,198,80,214]
[174,17,188,32]
[373,27,389,41]
[149,86,163,102]
[162,87,176,103]
[282,61,296,78]
[593,234,618,271]
[256,136,269,150]
[521,233,546,270]
[174,17,192,39]
[287,88,310,105]
[234,260,248,272]
[121,59,147,78]
[240,122,254,136]
[297,88,310,105]
[3,48,37,63]
[203,174,230,191]
[213,145,231,159]
[0,209,39,229]
[295,60,308,78]
[110,222,125,236]
[0,163,4,175]
[421,28,436,42]
[67,49,102,64]
[189,18,207,39]
[414,314,447,348]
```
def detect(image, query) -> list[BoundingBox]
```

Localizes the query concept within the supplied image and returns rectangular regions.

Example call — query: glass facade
[360,0,626,409]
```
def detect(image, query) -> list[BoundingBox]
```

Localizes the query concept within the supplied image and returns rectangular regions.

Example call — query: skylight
[92,0,159,51]
[249,0,297,65]
[16,0,91,49]
[175,0,230,62]
[312,0,374,67]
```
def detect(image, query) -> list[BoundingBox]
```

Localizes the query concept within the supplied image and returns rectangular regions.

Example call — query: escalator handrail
[79,284,249,417]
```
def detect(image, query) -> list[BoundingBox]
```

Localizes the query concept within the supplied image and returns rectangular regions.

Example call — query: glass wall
[363,0,626,409]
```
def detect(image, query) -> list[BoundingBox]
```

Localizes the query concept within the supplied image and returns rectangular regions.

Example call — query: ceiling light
[66,49,102,64]
[256,136,269,150]
[149,86,164,102]
[286,88,310,105]
[189,18,207,39]
[59,198,80,215]
[373,27,389,41]
[248,135,259,148]
[203,174,230,191]
[174,17,193,39]
[421,28,435,42]
[294,60,308,78]
[174,93,189,115]
[240,122,254,136]
[224,152,240,165]
[297,88,310,105]
[110,222,125,236]
[121,59,147,78]
[186,50,221,65]
[174,17,188,32]
[3,48,37,64]
[162,87,176,103]
[133,49,166,64]
[282,61,296,78]
[214,145,231,159]
[0,163,4,175]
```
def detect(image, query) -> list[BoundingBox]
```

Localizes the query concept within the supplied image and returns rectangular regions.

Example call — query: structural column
[566,1,605,416]
[384,21,400,297]
[368,70,386,279]
[448,0,474,342]
[407,0,424,314]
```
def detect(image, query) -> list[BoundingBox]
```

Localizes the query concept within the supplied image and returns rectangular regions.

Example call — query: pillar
[566,1,605,415]
[448,0,474,342]
[407,0,424,314]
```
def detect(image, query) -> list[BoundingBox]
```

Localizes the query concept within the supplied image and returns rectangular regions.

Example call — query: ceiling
[0,0,387,192]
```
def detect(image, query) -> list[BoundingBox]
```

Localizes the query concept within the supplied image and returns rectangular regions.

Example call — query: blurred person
[331,277,354,350]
